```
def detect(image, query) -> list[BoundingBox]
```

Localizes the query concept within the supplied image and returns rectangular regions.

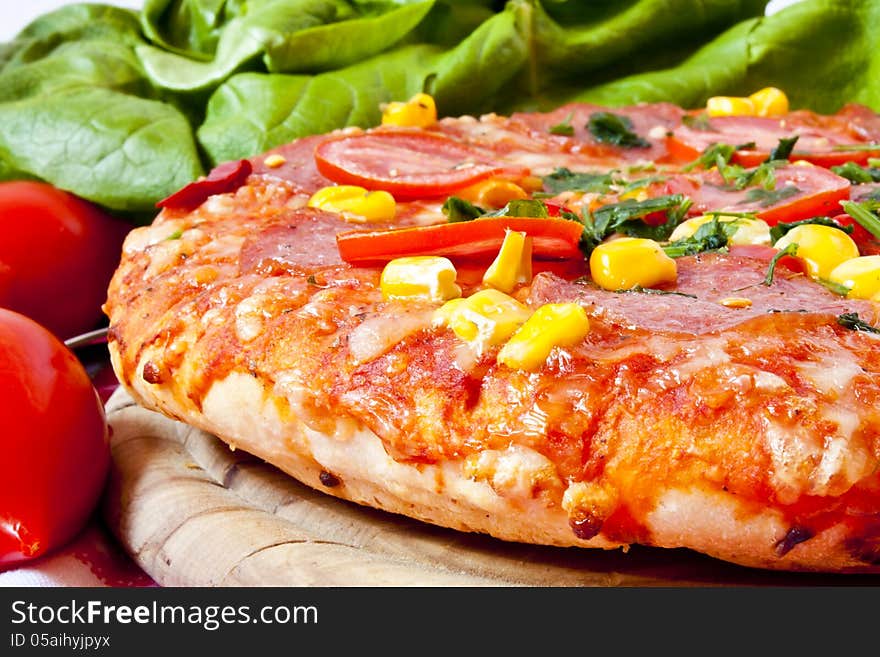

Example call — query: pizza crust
[111,341,879,573]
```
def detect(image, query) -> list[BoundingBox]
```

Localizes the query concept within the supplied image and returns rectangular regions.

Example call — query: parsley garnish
[484,199,549,218]
[763,243,798,286]
[740,185,801,207]
[830,143,880,152]
[766,135,799,162]
[542,168,615,194]
[615,285,698,299]
[587,112,649,148]
[662,217,738,258]
[579,194,691,254]
[165,230,183,240]
[682,142,737,173]
[837,312,880,333]
[830,161,880,184]
[442,196,484,222]
[548,112,575,136]
[681,113,715,131]
[839,200,880,240]
[769,216,853,243]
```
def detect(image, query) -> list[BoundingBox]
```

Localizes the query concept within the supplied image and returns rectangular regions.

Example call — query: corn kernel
[482,230,533,294]
[718,296,753,308]
[828,255,880,300]
[749,87,789,117]
[458,179,528,209]
[433,289,532,352]
[589,237,678,291]
[381,92,437,128]
[263,154,286,168]
[773,224,860,280]
[619,187,649,202]
[668,215,771,246]
[497,303,590,371]
[307,185,396,222]
[380,256,461,303]
[706,96,756,117]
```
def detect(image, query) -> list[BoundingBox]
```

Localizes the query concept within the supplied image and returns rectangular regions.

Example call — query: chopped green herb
[681,113,715,131]
[165,230,183,240]
[869,158,880,168]
[766,135,799,162]
[740,185,801,207]
[548,112,575,136]
[615,285,698,299]
[837,312,880,333]
[587,112,649,148]
[830,143,880,152]
[484,199,549,218]
[306,274,318,286]
[542,167,615,194]
[662,217,738,258]
[816,278,851,296]
[626,162,657,174]
[585,194,692,250]
[442,196,484,222]
[763,243,799,286]
[682,142,736,172]
[614,175,667,194]
[839,200,880,240]
[769,216,852,243]
[830,161,880,184]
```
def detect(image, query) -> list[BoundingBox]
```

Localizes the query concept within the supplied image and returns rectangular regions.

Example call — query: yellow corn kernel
[620,187,649,202]
[380,256,462,303]
[773,224,860,280]
[263,154,286,168]
[718,296,753,309]
[706,96,756,117]
[458,179,528,209]
[433,289,532,352]
[589,237,678,291]
[668,215,771,246]
[381,92,437,128]
[749,87,789,117]
[497,303,590,371]
[828,255,880,300]
[482,230,533,294]
[307,185,396,222]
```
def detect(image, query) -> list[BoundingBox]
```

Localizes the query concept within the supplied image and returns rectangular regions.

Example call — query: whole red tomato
[0,309,110,567]
[0,181,130,340]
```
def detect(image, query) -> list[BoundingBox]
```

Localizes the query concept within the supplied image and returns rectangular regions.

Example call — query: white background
[1,0,808,43]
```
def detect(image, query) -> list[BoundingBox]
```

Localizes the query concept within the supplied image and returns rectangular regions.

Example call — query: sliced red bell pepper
[336,217,584,264]
[156,159,253,210]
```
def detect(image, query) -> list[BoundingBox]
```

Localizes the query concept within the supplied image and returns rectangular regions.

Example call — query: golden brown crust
[105,113,880,574]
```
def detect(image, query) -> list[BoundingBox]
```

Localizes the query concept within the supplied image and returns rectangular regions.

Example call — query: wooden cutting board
[101,388,879,587]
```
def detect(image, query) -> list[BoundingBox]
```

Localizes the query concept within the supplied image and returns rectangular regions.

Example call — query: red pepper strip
[336,217,584,264]
[156,159,253,210]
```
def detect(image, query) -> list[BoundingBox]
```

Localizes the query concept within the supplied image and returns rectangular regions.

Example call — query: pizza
[104,87,880,573]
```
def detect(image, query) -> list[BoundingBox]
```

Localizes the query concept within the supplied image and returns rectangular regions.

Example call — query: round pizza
[104,88,880,573]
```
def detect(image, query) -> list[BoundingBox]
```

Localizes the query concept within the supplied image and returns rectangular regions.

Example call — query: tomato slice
[314,131,524,199]
[668,115,879,168]
[663,164,850,225]
[157,159,252,210]
[336,217,584,264]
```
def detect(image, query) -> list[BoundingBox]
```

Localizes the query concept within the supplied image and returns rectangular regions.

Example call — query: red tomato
[667,115,879,167]
[336,217,584,264]
[0,182,130,340]
[314,130,526,199]
[0,309,109,568]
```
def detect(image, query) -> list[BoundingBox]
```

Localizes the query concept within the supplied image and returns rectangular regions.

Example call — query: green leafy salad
[1,0,878,218]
